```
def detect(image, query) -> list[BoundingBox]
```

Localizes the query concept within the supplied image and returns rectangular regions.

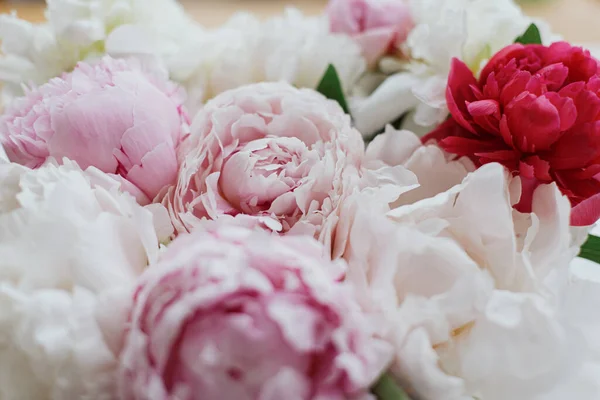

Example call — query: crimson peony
[424,42,600,226]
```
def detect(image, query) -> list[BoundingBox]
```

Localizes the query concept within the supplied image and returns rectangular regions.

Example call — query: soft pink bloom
[0,56,189,204]
[117,223,392,400]
[161,82,369,252]
[327,0,413,65]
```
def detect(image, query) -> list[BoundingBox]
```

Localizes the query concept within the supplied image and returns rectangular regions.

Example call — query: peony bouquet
[1,0,600,399]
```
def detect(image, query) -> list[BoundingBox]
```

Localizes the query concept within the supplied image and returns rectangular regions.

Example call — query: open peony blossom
[0,0,203,103]
[169,9,366,111]
[162,82,418,254]
[424,42,600,226]
[327,0,413,66]
[0,56,188,204]
[118,223,391,400]
[0,158,167,399]
[340,129,594,399]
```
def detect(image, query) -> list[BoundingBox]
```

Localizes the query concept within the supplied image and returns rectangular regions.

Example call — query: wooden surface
[1,0,600,43]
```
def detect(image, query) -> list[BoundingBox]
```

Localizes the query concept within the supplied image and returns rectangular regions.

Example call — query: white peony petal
[0,159,162,399]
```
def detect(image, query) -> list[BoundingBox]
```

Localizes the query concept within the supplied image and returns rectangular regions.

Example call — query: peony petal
[446,58,478,134]
[571,192,600,226]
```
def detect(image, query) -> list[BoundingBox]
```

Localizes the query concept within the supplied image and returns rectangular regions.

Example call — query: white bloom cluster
[0,0,202,104]
[169,8,366,112]
[0,159,167,399]
[341,129,599,400]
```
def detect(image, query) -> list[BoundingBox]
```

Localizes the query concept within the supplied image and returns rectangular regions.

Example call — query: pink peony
[327,0,413,65]
[161,82,366,249]
[0,56,189,204]
[424,42,600,226]
[117,223,391,400]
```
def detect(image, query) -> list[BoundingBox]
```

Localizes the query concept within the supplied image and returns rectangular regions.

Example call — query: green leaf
[514,23,542,45]
[372,373,411,400]
[579,234,600,264]
[316,64,350,114]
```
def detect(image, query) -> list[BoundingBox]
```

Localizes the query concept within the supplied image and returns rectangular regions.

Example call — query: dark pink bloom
[424,42,600,226]
[117,223,391,400]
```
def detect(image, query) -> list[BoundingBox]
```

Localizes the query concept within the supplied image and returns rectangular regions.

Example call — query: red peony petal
[467,99,501,134]
[559,81,586,98]
[535,63,569,91]
[523,155,552,182]
[545,92,577,132]
[447,58,479,134]
[482,73,500,99]
[439,136,504,159]
[499,114,514,148]
[587,75,600,94]
[499,71,531,105]
[421,118,465,144]
[475,150,519,170]
[573,88,600,126]
[514,174,540,214]
[549,121,600,170]
[505,93,564,153]
[545,42,600,83]
[467,99,500,117]
[571,192,600,226]
[563,164,600,180]
[524,74,545,97]
[479,43,526,84]
[555,170,600,199]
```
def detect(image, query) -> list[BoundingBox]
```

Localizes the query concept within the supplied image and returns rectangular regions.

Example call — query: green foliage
[372,374,411,400]
[515,23,542,45]
[316,64,350,114]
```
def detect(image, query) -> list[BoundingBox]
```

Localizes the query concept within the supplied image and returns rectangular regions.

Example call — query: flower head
[118,223,391,400]
[162,82,370,252]
[344,137,588,399]
[0,159,165,399]
[327,0,413,65]
[0,56,188,204]
[424,42,600,226]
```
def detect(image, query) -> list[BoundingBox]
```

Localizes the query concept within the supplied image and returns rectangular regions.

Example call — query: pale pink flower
[327,0,413,65]
[0,56,189,204]
[117,223,392,400]
[161,82,372,253]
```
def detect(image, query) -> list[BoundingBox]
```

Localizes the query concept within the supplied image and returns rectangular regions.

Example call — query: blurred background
[1,0,599,43]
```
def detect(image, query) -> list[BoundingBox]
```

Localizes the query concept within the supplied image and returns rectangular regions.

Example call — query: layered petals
[118,223,391,400]
[0,159,167,399]
[0,57,188,203]
[425,42,600,226]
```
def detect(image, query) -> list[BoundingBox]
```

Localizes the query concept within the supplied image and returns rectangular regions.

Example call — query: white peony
[0,0,203,104]
[341,129,595,399]
[170,8,366,113]
[351,0,559,136]
[0,159,167,399]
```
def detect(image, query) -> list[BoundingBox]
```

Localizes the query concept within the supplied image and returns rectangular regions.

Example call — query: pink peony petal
[0,56,187,203]
[117,224,391,400]
[571,192,600,226]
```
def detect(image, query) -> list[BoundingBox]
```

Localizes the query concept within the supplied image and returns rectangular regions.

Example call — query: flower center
[219,137,318,216]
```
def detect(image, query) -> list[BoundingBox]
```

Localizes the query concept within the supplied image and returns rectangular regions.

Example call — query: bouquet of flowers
[1,0,600,399]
